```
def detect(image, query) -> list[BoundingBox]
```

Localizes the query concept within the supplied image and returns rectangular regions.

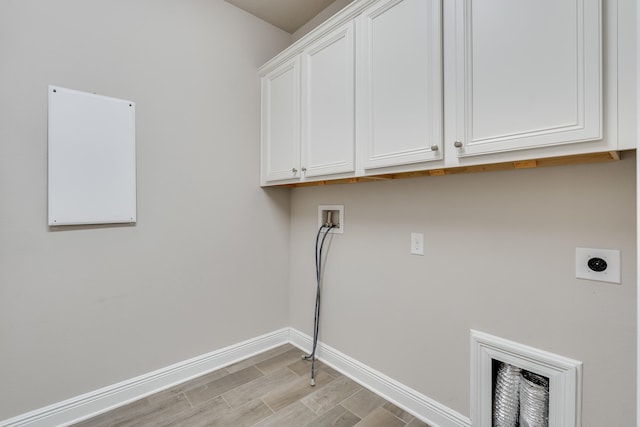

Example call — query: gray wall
[289,155,637,426]
[0,0,291,419]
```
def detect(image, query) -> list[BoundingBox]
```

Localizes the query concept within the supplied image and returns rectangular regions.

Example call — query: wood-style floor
[72,344,432,427]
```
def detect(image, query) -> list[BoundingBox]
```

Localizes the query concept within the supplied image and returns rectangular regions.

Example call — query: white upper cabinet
[302,21,356,178]
[260,22,355,184]
[358,0,443,170]
[259,0,632,186]
[261,57,301,183]
[446,0,602,158]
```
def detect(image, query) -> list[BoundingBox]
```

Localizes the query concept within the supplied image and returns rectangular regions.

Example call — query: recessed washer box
[318,205,344,234]
[575,247,620,284]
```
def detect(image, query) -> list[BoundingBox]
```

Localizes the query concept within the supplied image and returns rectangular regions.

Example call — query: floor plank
[261,369,334,412]
[301,376,362,415]
[222,367,299,409]
[304,405,361,427]
[205,398,273,427]
[252,402,316,427]
[341,388,387,419]
[184,366,263,407]
[254,347,305,374]
[355,407,406,427]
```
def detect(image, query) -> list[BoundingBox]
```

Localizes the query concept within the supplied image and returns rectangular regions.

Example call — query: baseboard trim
[289,328,471,427]
[2,327,472,427]
[0,328,290,427]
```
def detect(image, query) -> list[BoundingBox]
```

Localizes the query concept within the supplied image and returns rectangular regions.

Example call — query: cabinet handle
[292,168,298,173]
[430,144,439,151]
[301,167,307,172]
[454,141,463,148]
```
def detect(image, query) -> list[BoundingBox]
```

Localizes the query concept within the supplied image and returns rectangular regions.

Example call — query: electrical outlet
[575,247,621,284]
[410,233,424,256]
[318,205,344,234]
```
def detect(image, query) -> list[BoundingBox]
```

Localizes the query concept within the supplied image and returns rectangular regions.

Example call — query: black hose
[304,223,335,385]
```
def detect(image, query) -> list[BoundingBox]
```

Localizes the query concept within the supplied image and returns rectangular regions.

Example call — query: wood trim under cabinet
[273,151,623,188]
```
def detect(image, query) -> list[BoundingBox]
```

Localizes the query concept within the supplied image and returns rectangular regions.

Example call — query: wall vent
[470,330,582,427]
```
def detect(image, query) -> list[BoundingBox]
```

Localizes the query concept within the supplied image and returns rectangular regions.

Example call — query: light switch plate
[410,233,424,256]
[575,247,620,284]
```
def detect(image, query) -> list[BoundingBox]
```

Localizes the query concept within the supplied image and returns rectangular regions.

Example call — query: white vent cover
[470,330,582,426]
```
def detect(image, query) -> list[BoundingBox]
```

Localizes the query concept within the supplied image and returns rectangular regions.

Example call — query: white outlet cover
[575,247,620,284]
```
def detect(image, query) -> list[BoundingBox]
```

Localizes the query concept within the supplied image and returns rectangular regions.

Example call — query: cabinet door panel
[261,58,300,182]
[452,0,601,157]
[359,0,443,169]
[302,22,355,177]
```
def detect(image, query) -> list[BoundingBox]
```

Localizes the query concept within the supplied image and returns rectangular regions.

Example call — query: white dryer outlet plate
[575,247,620,284]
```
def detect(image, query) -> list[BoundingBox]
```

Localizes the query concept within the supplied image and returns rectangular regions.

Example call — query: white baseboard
[1,327,471,427]
[0,328,290,427]
[289,328,471,427]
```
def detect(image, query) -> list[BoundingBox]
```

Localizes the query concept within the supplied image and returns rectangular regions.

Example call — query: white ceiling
[226,0,337,34]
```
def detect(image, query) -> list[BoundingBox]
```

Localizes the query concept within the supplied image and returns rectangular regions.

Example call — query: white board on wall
[48,86,136,226]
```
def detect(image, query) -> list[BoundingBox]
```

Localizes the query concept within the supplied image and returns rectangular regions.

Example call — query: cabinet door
[261,57,301,183]
[359,0,443,170]
[301,21,356,178]
[448,0,602,157]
